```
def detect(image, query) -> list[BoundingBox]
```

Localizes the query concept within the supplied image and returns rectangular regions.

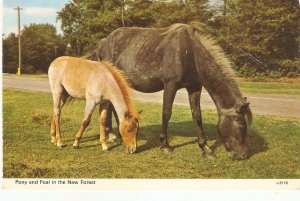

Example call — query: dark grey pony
[85,22,253,160]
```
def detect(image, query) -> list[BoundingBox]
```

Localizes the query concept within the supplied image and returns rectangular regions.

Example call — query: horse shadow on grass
[62,121,268,158]
[137,121,268,158]
[63,134,122,150]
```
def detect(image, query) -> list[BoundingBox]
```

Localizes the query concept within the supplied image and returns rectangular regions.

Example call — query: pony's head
[218,102,252,160]
[119,111,140,153]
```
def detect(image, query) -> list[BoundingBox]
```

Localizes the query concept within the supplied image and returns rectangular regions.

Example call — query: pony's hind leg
[73,99,96,148]
[187,86,214,158]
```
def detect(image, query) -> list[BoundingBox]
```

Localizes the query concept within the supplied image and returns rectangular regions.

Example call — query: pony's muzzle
[230,149,249,160]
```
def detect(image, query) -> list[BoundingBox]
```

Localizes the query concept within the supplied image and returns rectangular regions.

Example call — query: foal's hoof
[73,145,79,149]
[160,146,173,153]
[107,133,118,143]
[57,144,66,149]
[102,144,109,151]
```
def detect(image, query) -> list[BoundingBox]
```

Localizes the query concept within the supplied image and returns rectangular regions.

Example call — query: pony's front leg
[73,100,95,148]
[100,109,109,151]
[160,81,178,153]
[100,101,119,142]
[187,86,214,159]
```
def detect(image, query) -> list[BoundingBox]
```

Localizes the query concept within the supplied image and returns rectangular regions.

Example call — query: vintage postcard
[1,0,299,194]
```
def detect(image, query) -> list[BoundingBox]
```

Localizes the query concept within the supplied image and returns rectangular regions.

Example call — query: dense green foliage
[3,24,66,74]
[3,0,300,77]
[57,0,212,55]
[213,0,300,78]
[3,89,300,178]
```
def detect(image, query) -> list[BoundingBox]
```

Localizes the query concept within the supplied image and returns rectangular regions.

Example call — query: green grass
[237,81,300,96]
[3,89,300,178]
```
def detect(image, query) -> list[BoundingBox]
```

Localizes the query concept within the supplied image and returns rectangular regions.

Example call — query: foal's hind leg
[187,86,214,159]
[50,90,68,145]
[99,109,108,151]
[51,92,65,147]
[73,99,96,148]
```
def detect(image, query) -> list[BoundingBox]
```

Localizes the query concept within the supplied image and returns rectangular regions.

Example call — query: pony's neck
[200,64,244,114]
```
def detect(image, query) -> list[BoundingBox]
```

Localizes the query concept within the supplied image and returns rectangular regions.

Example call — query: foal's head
[218,102,252,160]
[119,112,140,154]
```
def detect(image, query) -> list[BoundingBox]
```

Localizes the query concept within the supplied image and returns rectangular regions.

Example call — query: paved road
[3,76,300,118]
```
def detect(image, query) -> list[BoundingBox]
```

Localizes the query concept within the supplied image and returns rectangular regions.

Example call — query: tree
[3,23,66,74]
[57,0,212,55]
[3,33,18,73]
[212,0,300,77]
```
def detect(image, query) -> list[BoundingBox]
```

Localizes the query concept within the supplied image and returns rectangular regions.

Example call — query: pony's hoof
[203,152,216,160]
[160,146,173,153]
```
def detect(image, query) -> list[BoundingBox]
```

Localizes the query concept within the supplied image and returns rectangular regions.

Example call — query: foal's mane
[102,61,139,119]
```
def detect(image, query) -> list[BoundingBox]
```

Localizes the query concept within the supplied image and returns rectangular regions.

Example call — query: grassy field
[237,81,300,96]
[3,89,300,178]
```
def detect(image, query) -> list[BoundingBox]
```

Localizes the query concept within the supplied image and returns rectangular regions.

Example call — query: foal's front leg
[73,100,95,148]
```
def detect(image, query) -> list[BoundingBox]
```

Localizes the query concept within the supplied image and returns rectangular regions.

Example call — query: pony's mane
[166,22,235,79]
[189,22,236,79]
[102,61,139,118]
[165,22,244,104]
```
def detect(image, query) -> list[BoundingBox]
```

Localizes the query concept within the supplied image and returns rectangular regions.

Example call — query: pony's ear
[236,102,250,114]
[236,103,252,126]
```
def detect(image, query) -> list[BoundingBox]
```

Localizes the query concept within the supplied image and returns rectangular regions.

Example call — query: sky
[2,0,225,37]
[2,0,70,36]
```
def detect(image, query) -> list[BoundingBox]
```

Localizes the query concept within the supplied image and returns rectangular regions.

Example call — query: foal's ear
[125,111,132,120]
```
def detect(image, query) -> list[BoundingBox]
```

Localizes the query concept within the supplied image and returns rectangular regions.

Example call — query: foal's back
[48,56,110,99]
